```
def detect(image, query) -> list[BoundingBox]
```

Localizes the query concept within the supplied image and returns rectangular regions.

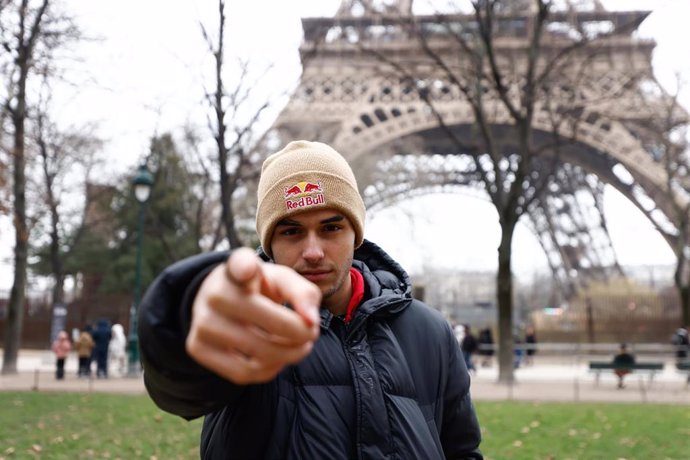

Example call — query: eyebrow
[276,214,345,226]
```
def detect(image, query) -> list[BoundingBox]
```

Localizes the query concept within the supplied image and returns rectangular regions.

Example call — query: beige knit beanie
[256,140,366,257]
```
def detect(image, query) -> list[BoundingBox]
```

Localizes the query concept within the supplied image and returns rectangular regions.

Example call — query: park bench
[588,361,664,386]
[676,360,690,386]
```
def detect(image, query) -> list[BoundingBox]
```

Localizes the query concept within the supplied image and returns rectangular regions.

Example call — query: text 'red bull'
[284,181,325,210]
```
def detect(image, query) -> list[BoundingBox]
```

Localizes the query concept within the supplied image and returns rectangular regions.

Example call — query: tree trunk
[1,0,51,373]
[44,137,65,307]
[673,244,690,327]
[586,297,595,344]
[680,285,690,327]
[217,142,242,248]
[222,200,242,248]
[2,179,28,374]
[212,0,242,250]
[50,234,65,308]
[2,68,29,375]
[496,218,516,384]
[218,155,242,249]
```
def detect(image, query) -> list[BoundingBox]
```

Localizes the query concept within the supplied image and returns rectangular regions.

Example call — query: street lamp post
[127,164,154,377]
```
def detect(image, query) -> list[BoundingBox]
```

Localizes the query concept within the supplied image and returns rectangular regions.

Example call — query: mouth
[300,270,331,283]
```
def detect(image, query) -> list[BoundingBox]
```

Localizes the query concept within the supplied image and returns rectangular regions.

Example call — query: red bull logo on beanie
[284,181,325,210]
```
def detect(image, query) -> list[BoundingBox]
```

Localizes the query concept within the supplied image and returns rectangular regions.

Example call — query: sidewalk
[470,359,690,404]
[0,349,145,394]
[1,350,688,404]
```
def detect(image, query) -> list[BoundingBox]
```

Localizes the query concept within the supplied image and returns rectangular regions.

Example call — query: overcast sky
[0,0,687,291]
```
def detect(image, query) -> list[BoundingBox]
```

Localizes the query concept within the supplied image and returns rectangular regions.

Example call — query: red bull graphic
[284,181,325,210]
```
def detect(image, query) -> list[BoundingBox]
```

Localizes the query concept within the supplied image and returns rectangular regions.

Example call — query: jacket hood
[353,239,411,298]
[351,239,412,326]
[112,323,126,339]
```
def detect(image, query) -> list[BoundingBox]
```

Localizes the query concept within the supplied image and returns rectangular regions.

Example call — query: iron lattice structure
[268,0,687,298]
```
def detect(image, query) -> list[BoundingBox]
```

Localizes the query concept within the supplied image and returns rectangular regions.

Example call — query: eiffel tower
[268,0,686,297]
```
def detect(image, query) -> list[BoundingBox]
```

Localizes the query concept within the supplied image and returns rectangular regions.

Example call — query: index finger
[225,248,321,328]
[260,263,322,328]
[225,247,263,294]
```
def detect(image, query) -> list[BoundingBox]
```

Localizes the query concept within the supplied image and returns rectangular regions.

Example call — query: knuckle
[243,342,258,359]
[184,338,194,355]
[254,367,275,382]
[255,365,282,383]
[205,293,228,312]
[185,335,202,359]
[229,358,282,385]
[288,348,310,364]
[230,366,255,385]
[192,305,212,324]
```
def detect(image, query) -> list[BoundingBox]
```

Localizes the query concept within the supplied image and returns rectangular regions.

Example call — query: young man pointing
[139,140,483,459]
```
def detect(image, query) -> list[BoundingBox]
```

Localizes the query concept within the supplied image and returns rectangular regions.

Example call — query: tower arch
[269,2,686,295]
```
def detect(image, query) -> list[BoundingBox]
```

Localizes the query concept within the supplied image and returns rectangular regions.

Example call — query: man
[612,343,635,389]
[672,326,689,360]
[461,325,478,373]
[91,318,112,379]
[139,140,483,459]
[524,326,537,366]
[74,325,95,377]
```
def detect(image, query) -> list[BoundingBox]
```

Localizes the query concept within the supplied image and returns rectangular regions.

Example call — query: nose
[302,232,324,263]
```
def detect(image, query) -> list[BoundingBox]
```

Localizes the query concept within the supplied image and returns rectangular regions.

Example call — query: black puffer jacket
[139,240,483,459]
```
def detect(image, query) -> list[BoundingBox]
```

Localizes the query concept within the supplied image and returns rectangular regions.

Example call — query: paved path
[1,350,688,404]
[0,349,145,394]
[470,364,690,405]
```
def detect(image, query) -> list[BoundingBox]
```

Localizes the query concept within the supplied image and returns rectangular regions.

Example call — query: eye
[322,224,342,233]
[279,227,302,236]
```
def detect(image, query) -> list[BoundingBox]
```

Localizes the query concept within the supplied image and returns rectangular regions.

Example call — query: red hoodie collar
[344,268,364,324]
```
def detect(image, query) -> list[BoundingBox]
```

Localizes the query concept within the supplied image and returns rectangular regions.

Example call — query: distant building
[412,270,499,327]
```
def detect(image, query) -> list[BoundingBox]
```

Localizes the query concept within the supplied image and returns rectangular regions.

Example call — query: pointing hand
[186,248,321,384]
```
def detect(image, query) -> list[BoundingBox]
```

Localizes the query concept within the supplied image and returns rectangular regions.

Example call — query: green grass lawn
[478,401,690,459]
[1,392,688,459]
[0,392,201,459]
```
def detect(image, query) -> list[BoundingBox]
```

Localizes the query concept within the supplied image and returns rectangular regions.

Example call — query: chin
[321,285,338,299]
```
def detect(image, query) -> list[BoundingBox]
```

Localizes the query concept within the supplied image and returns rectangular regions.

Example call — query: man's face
[270,209,355,314]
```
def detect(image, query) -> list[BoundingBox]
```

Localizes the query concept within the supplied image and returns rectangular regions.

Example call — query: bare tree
[1,0,79,374]
[437,1,647,382]
[359,0,650,382]
[181,125,225,250]
[401,1,561,383]
[0,151,8,214]
[200,0,271,249]
[668,140,690,327]
[33,94,101,309]
[1,0,51,375]
[641,77,690,325]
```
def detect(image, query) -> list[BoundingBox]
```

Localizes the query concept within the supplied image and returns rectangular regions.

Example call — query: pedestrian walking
[513,334,524,369]
[91,319,112,378]
[139,140,483,459]
[461,325,479,373]
[525,326,537,365]
[478,327,494,367]
[74,326,95,377]
[109,323,127,376]
[51,330,71,380]
[454,322,466,345]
